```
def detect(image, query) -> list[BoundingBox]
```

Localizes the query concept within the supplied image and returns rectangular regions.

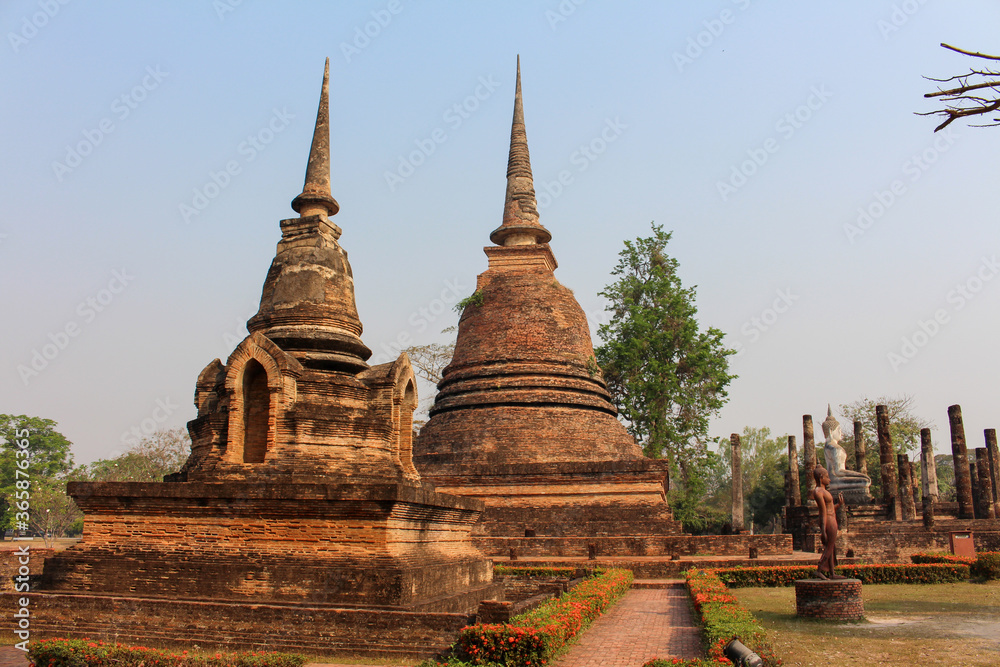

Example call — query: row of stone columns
[775,404,1000,525]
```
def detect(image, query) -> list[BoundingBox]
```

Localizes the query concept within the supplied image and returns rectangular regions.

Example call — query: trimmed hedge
[492,565,578,577]
[971,553,1000,580]
[910,552,977,565]
[26,639,306,667]
[684,569,781,666]
[912,551,1000,581]
[712,563,969,588]
[452,568,632,665]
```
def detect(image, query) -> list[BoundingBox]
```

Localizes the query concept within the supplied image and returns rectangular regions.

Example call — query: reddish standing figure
[812,465,845,580]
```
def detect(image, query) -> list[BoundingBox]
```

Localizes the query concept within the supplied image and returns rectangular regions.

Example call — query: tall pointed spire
[490,55,551,247]
[291,57,340,218]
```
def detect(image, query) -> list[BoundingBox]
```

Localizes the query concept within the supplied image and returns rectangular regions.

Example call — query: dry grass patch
[734,581,1000,667]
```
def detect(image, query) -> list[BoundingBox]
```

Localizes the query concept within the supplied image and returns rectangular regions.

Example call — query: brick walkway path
[553,582,703,667]
[0,647,27,667]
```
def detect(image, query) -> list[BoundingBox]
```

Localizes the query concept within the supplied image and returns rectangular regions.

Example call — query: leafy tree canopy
[595,223,737,486]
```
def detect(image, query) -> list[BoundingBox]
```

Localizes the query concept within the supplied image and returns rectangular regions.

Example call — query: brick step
[631,579,685,590]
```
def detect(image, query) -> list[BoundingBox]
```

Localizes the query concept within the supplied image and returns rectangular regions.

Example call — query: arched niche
[388,354,419,479]
[224,332,302,465]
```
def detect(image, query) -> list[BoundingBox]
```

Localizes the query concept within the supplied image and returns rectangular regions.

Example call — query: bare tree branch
[941,43,1000,61]
[919,43,1000,131]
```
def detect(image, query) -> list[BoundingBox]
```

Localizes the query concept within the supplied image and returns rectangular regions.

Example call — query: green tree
[718,427,789,532]
[84,429,190,482]
[667,440,728,534]
[595,223,737,490]
[838,395,932,501]
[27,480,82,547]
[0,415,75,534]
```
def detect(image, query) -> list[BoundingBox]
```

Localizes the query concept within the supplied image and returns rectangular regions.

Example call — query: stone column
[975,448,996,520]
[920,428,937,528]
[948,404,975,520]
[803,415,816,496]
[876,405,901,520]
[986,429,1000,517]
[731,433,744,532]
[971,462,983,519]
[897,454,916,520]
[787,435,801,506]
[920,428,938,500]
[853,420,868,476]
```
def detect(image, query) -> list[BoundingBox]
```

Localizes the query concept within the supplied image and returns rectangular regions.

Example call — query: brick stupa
[25,60,497,658]
[414,58,683,558]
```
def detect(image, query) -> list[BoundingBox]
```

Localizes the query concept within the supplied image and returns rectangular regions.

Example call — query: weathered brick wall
[497,574,574,602]
[0,546,52,590]
[479,533,792,559]
[842,518,1000,562]
[51,481,495,609]
[795,579,863,620]
[14,591,474,660]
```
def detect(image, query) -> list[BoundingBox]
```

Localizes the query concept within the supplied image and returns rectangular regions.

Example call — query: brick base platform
[794,578,863,620]
[5,591,479,660]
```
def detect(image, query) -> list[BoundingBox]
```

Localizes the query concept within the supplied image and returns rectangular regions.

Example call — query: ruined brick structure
[413,58,684,557]
[22,60,497,659]
[785,404,1000,563]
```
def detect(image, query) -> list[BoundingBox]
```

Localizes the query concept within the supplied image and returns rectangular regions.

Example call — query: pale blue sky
[2,1,998,464]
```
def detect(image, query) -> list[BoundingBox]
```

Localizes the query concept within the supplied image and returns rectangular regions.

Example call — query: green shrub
[453,569,632,665]
[713,563,969,587]
[27,639,307,667]
[971,553,1000,580]
[454,290,485,313]
[685,569,781,666]
[910,552,976,565]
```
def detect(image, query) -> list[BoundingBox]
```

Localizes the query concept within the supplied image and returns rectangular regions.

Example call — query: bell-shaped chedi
[26,60,497,657]
[414,58,681,557]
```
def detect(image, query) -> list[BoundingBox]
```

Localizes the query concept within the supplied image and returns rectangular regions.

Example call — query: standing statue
[812,465,845,579]
[821,406,872,504]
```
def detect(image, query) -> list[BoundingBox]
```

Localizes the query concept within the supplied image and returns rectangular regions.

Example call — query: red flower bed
[454,568,632,665]
[683,569,781,667]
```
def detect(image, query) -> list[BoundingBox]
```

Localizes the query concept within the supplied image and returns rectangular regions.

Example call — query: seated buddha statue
[821,405,872,504]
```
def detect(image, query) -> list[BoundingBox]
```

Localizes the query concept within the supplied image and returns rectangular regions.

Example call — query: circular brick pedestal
[794,578,864,620]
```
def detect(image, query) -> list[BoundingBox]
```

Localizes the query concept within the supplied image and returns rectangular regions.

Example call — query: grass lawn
[734,581,1000,667]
